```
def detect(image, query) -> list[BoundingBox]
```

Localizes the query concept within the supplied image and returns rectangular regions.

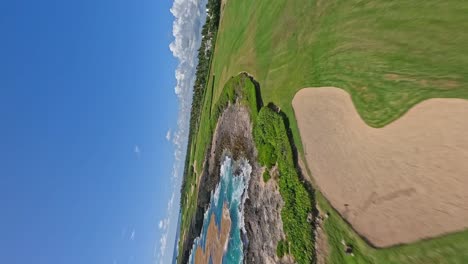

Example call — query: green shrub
[254,106,315,263]
[263,169,271,182]
[210,73,258,130]
[277,239,288,258]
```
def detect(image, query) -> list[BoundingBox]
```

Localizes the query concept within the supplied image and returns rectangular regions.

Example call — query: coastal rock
[182,101,290,263]
[211,104,291,263]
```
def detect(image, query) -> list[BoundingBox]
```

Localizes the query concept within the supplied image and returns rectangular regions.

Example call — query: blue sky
[0,0,206,263]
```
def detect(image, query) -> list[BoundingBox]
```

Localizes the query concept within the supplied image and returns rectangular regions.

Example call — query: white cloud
[167,193,175,211]
[169,0,208,169]
[155,0,208,263]
[159,232,168,260]
[130,229,135,241]
[166,129,172,141]
[134,145,140,156]
[158,217,170,231]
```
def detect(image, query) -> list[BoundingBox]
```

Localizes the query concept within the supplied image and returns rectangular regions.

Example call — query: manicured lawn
[209,0,468,153]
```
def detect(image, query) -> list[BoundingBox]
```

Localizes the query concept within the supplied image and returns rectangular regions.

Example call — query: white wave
[236,159,252,236]
[214,156,232,206]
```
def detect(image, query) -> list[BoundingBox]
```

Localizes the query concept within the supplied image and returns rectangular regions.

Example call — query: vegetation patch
[210,73,258,130]
[262,169,271,182]
[276,239,288,258]
[253,106,315,263]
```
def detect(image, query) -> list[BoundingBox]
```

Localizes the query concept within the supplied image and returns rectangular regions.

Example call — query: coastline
[180,74,297,263]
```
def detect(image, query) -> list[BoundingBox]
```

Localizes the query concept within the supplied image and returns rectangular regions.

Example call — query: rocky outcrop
[181,100,290,263]
[211,103,292,263]
[244,165,293,264]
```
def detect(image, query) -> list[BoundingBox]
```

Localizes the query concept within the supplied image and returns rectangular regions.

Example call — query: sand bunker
[293,88,468,247]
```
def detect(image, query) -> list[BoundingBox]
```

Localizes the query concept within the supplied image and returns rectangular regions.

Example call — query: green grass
[277,239,288,258]
[262,169,271,182]
[199,0,468,263]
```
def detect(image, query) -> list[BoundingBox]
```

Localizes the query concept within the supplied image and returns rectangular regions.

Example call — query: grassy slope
[202,0,468,263]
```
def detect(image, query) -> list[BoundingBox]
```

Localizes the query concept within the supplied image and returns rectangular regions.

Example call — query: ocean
[188,156,251,264]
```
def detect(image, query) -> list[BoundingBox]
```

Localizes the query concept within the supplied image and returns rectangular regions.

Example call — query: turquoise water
[189,156,251,264]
